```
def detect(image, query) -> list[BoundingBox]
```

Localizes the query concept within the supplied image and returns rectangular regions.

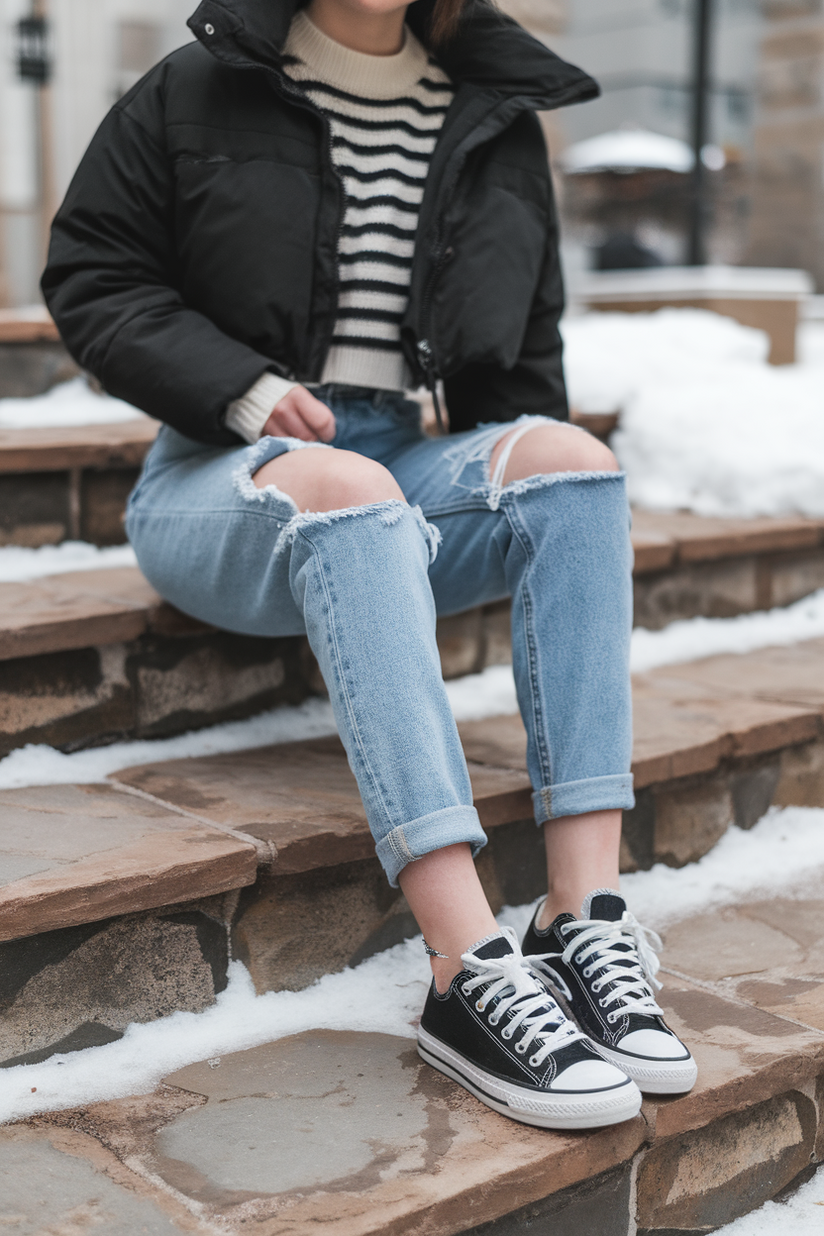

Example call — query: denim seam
[297,524,397,833]
[504,499,553,792]
[384,824,416,866]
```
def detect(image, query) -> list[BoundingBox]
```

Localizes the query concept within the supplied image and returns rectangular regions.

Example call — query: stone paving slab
[0,568,164,660]
[21,950,824,1236]
[0,782,257,942]
[0,418,158,473]
[0,1124,201,1234]
[112,738,533,876]
[662,637,824,715]
[630,508,824,564]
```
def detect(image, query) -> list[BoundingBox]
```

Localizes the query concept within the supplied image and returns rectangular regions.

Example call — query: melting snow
[0,541,137,582]
[0,375,146,428]
[562,309,824,518]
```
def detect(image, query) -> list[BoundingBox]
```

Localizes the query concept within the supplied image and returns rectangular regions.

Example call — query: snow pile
[0,376,146,428]
[631,586,824,672]
[561,309,824,518]
[1,803,823,1125]
[0,541,137,582]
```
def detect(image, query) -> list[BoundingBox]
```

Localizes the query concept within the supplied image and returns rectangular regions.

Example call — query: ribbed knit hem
[321,345,412,392]
[285,10,430,97]
[225,372,300,443]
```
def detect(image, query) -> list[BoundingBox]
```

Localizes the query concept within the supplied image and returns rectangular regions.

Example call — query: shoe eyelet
[515,1041,527,1054]
[501,1027,513,1040]
[461,985,471,996]
[528,1055,540,1068]
[607,1013,617,1024]
[576,954,585,965]
[489,1016,500,1027]
[598,997,606,1008]
[583,966,594,978]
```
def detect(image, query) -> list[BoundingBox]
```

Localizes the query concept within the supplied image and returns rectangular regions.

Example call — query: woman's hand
[262,386,336,442]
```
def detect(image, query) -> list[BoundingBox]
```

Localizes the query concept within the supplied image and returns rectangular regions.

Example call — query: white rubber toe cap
[552,1059,631,1091]
[619,1028,688,1059]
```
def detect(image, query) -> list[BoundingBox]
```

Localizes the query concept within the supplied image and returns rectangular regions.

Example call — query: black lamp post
[688,0,713,266]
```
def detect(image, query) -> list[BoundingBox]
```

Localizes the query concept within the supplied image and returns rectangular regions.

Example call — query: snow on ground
[0,375,145,428]
[1,803,822,1126]
[713,1168,824,1234]
[3,588,822,791]
[630,586,824,672]
[561,309,824,519]
[0,540,137,582]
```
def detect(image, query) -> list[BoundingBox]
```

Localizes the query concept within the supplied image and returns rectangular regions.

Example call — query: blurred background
[1,0,823,304]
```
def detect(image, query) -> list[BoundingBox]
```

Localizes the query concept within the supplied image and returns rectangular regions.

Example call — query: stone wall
[746,1,824,287]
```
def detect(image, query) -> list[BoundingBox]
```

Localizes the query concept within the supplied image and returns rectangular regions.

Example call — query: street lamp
[15,15,51,85]
[13,3,55,265]
[688,0,713,266]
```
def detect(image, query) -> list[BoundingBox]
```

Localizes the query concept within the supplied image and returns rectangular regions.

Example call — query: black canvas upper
[41,0,598,446]
[522,905,680,1054]
[421,937,616,1092]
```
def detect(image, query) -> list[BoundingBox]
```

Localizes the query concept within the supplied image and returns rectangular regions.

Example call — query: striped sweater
[225,12,453,443]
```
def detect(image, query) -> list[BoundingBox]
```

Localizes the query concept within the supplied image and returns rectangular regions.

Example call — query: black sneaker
[417,926,641,1130]
[522,889,697,1096]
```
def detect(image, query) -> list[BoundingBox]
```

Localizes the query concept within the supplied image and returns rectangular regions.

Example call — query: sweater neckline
[283,10,433,98]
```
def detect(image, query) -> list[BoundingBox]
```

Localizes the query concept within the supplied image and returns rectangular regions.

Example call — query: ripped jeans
[126,387,634,887]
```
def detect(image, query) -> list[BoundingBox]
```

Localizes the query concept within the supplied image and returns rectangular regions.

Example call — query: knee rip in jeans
[443,414,620,512]
[232,437,442,561]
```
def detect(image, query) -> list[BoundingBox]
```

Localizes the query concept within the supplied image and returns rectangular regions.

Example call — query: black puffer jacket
[41,0,597,445]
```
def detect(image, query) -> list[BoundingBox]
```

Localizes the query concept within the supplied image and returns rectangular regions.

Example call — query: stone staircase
[2,414,824,1231]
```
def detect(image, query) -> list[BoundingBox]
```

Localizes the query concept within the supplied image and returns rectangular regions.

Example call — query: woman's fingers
[292,388,337,441]
[262,387,336,442]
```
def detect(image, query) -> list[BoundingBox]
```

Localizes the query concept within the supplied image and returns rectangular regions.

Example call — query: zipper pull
[417,339,446,435]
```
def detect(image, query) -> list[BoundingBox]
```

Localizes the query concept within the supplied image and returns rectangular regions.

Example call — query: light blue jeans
[126,388,634,887]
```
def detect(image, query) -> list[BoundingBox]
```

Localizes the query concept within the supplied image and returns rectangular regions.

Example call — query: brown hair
[428,0,469,48]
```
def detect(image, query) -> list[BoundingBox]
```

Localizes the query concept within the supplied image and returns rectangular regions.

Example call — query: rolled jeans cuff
[533,774,635,826]
[376,806,488,888]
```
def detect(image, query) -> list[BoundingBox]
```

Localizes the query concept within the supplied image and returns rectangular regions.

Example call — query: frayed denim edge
[232,436,331,508]
[487,468,626,513]
[275,500,442,564]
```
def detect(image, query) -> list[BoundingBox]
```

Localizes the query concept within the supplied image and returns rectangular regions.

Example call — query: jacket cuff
[224,372,300,443]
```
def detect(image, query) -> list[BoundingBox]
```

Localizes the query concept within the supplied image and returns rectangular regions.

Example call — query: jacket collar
[187,0,598,110]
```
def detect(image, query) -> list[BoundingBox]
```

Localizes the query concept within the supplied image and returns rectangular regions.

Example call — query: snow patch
[630,587,824,673]
[713,1167,824,1234]
[0,541,137,583]
[562,309,824,519]
[0,376,146,428]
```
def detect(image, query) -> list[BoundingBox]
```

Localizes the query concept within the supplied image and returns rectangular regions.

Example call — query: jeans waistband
[308,383,406,408]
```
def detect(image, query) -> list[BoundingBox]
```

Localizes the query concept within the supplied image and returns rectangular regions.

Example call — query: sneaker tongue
[581,888,627,922]
[470,931,517,961]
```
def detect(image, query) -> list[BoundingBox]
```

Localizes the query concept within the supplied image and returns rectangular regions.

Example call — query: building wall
[551,0,764,157]
[745,0,824,287]
[0,0,193,306]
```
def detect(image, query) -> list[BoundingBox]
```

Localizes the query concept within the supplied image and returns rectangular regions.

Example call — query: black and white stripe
[284,13,453,390]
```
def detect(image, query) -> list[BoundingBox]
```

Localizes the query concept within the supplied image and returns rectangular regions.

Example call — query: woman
[42,0,696,1129]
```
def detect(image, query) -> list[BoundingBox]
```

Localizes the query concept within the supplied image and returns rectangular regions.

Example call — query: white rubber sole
[417,1027,643,1130]
[594,1042,698,1095]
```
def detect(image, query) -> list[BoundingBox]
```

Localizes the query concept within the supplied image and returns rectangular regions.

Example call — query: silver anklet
[422,938,449,959]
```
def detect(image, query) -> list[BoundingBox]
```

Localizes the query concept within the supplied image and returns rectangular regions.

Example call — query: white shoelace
[529,912,665,1025]
[461,935,584,1067]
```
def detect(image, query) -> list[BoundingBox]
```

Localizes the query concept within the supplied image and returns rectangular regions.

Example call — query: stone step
[4,502,824,754]
[3,638,823,1066]
[6,901,824,1235]
[0,420,158,547]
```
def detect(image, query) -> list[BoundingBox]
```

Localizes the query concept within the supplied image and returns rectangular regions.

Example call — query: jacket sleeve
[41,92,280,446]
[442,192,569,435]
